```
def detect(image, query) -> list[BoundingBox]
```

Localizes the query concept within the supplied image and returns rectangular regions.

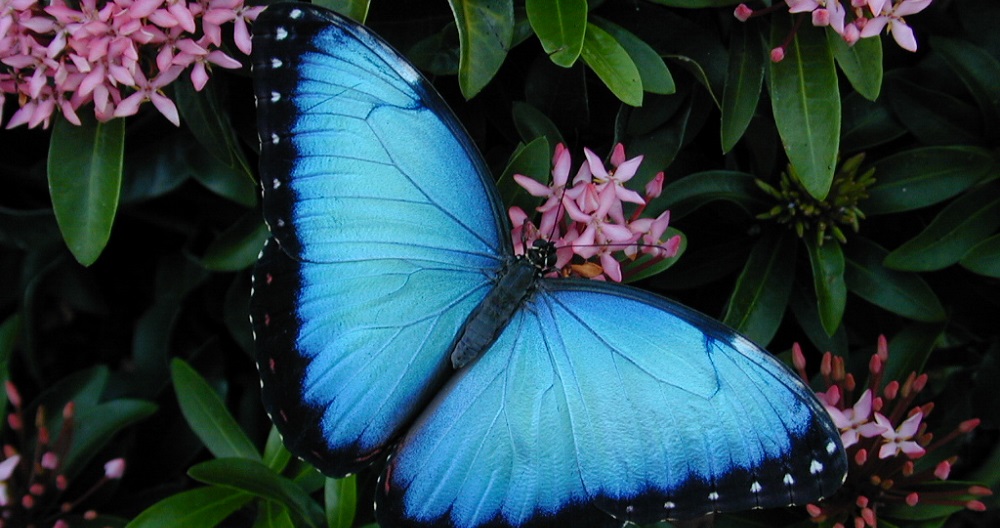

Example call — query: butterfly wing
[249,3,510,476]
[377,280,847,527]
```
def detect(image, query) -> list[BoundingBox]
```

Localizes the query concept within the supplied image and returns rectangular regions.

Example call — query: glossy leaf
[721,20,763,153]
[526,0,587,67]
[201,213,270,272]
[722,229,797,346]
[125,486,252,528]
[769,16,840,199]
[187,142,258,207]
[447,0,514,98]
[789,284,848,359]
[884,75,983,145]
[318,0,370,22]
[883,323,945,389]
[263,425,292,472]
[188,458,326,528]
[325,476,358,528]
[174,79,253,179]
[932,36,1000,141]
[657,170,769,219]
[840,92,905,152]
[511,101,565,146]
[883,180,1000,271]
[0,315,19,417]
[255,501,295,528]
[620,227,686,283]
[498,136,551,216]
[591,17,674,95]
[65,399,158,478]
[828,27,882,101]
[804,237,846,336]
[47,113,125,266]
[960,233,1000,277]
[171,358,261,461]
[844,238,946,322]
[580,22,642,106]
[865,146,995,215]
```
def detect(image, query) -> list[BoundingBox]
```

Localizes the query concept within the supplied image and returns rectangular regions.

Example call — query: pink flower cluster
[0,0,264,128]
[735,0,933,60]
[791,337,992,527]
[509,143,682,282]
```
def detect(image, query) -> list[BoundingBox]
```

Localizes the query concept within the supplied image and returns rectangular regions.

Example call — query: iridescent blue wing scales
[377,280,847,527]
[249,3,510,477]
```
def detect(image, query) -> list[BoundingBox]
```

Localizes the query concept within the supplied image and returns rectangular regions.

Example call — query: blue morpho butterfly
[249,3,847,527]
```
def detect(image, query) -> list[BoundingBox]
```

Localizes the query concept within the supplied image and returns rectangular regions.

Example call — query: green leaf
[325,476,357,528]
[173,78,253,179]
[883,323,945,388]
[804,237,846,336]
[263,425,292,472]
[0,315,20,417]
[789,284,848,359]
[201,214,270,271]
[843,238,946,322]
[932,36,1000,141]
[125,486,252,528]
[722,229,797,346]
[884,75,983,145]
[497,137,551,217]
[960,233,1000,277]
[769,16,840,199]
[447,0,514,98]
[188,458,326,528]
[883,180,1000,271]
[526,0,587,67]
[620,228,686,283]
[318,0,371,22]
[580,22,642,107]
[721,20,764,153]
[47,114,125,266]
[171,358,261,461]
[828,27,882,101]
[591,17,675,95]
[656,171,769,219]
[187,142,258,207]
[254,501,295,528]
[511,101,565,146]
[65,399,158,478]
[840,92,906,152]
[865,146,995,215]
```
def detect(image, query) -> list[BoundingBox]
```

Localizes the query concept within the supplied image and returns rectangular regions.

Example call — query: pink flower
[824,389,888,447]
[104,457,126,479]
[861,0,932,52]
[874,411,926,459]
[114,65,182,125]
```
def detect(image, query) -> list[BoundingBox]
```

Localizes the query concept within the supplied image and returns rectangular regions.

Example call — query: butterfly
[248,3,848,527]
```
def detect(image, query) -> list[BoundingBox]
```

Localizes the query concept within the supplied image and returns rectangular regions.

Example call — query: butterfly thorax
[449,257,539,369]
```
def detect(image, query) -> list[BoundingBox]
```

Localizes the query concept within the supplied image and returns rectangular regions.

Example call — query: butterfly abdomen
[450,258,537,369]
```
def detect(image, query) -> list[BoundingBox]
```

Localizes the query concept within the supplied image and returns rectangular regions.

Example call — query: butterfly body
[249,4,847,527]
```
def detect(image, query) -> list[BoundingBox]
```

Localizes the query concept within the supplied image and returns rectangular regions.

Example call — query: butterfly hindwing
[250,3,509,476]
[377,279,847,527]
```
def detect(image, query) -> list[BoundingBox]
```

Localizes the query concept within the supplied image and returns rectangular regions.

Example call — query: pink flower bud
[969,485,992,496]
[734,3,754,22]
[959,418,980,433]
[883,380,898,400]
[770,47,785,62]
[41,452,58,470]
[966,500,986,511]
[4,382,21,409]
[104,458,126,479]
[806,503,822,517]
[934,460,951,480]
[905,492,919,506]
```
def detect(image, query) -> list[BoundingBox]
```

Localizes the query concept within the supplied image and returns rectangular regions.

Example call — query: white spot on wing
[750,481,762,493]
[663,501,675,509]
[708,492,719,501]
[271,58,282,68]
[270,91,280,102]
[810,460,824,474]
[271,133,280,145]
[783,473,795,485]
[827,441,836,454]
[290,8,303,19]
[276,27,288,40]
